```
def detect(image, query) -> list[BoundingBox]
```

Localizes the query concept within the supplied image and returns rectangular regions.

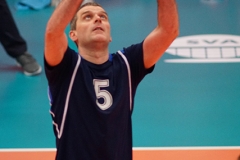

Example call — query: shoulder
[121,42,144,55]
[109,42,144,63]
[45,46,79,84]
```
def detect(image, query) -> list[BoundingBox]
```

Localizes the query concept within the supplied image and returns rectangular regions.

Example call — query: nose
[94,14,102,23]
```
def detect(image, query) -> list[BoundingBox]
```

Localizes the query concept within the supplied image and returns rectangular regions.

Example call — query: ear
[109,36,112,42]
[69,30,78,41]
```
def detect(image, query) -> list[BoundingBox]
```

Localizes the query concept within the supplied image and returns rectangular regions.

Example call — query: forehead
[77,6,107,16]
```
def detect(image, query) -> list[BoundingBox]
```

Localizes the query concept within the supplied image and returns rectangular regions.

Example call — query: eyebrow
[81,10,108,16]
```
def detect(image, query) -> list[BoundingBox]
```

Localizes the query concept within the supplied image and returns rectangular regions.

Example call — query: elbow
[45,23,56,38]
[45,22,67,43]
[173,28,179,39]
[45,20,63,37]
[45,24,54,39]
[168,29,179,45]
[168,23,179,38]
[165,20,179,38]
[167,23,179,40]
[45,23,62,41]
[173,20,180,37]
[45,30,54,43]
[162,26,179,41]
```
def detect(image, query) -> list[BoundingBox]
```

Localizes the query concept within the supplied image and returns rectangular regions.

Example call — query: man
[0,0,41,76]
[44,1,178,160]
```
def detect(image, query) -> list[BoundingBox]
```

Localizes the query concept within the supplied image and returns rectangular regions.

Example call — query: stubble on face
[75,6,111,47]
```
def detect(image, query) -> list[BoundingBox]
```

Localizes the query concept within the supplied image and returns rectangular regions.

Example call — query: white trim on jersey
[52,52,132,139]
[58,55,81,139]
[117,51,132,111]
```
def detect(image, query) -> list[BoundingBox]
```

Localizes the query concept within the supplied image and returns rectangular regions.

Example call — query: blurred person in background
[0,0,41,76]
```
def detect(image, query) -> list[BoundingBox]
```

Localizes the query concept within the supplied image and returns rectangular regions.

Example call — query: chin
[92,36,108,42]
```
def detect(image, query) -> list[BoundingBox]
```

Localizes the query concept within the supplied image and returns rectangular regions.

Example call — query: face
[70,6,112,47]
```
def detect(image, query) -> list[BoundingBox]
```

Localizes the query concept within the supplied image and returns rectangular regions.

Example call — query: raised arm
[44,0,83,66]
[143,0,179,69]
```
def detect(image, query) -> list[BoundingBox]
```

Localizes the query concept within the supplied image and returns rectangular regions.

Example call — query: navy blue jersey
[44,42,154,160]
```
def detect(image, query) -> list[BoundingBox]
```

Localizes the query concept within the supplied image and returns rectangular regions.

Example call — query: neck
[78,42,109,64]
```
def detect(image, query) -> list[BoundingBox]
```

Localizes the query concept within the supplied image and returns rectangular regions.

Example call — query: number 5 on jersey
[93,79,113,110]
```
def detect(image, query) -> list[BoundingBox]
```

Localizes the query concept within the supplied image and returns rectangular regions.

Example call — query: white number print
[93,79,113,110]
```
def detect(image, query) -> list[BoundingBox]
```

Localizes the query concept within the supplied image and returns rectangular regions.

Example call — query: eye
[100,14,107,20]
[84,15,92,20]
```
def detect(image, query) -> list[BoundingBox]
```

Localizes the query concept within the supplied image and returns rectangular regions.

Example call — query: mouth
[93,27,104,31]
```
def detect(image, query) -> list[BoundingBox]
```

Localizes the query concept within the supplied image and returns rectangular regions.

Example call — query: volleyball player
[44,1,178,159]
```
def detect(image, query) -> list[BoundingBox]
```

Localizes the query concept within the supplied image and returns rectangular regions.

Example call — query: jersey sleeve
[44,47,78,85]
[121,41,155,86]
[44,47,79,139]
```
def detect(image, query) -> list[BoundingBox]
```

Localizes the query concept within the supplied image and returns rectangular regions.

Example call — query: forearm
[157,0,179,35]
[143,0,179,68]
[46,0,83,34]
[44,0,83,66]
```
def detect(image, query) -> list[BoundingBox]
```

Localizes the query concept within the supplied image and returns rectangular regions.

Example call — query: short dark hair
[70,2,103,30]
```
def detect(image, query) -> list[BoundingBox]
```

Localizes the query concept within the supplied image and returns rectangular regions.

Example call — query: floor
[0,0,240,159]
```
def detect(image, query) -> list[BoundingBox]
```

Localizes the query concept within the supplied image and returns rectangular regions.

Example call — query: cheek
[76,23,88,32]
[108,28,112,39]
[106,25,111,35]
[76,27,87,39]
